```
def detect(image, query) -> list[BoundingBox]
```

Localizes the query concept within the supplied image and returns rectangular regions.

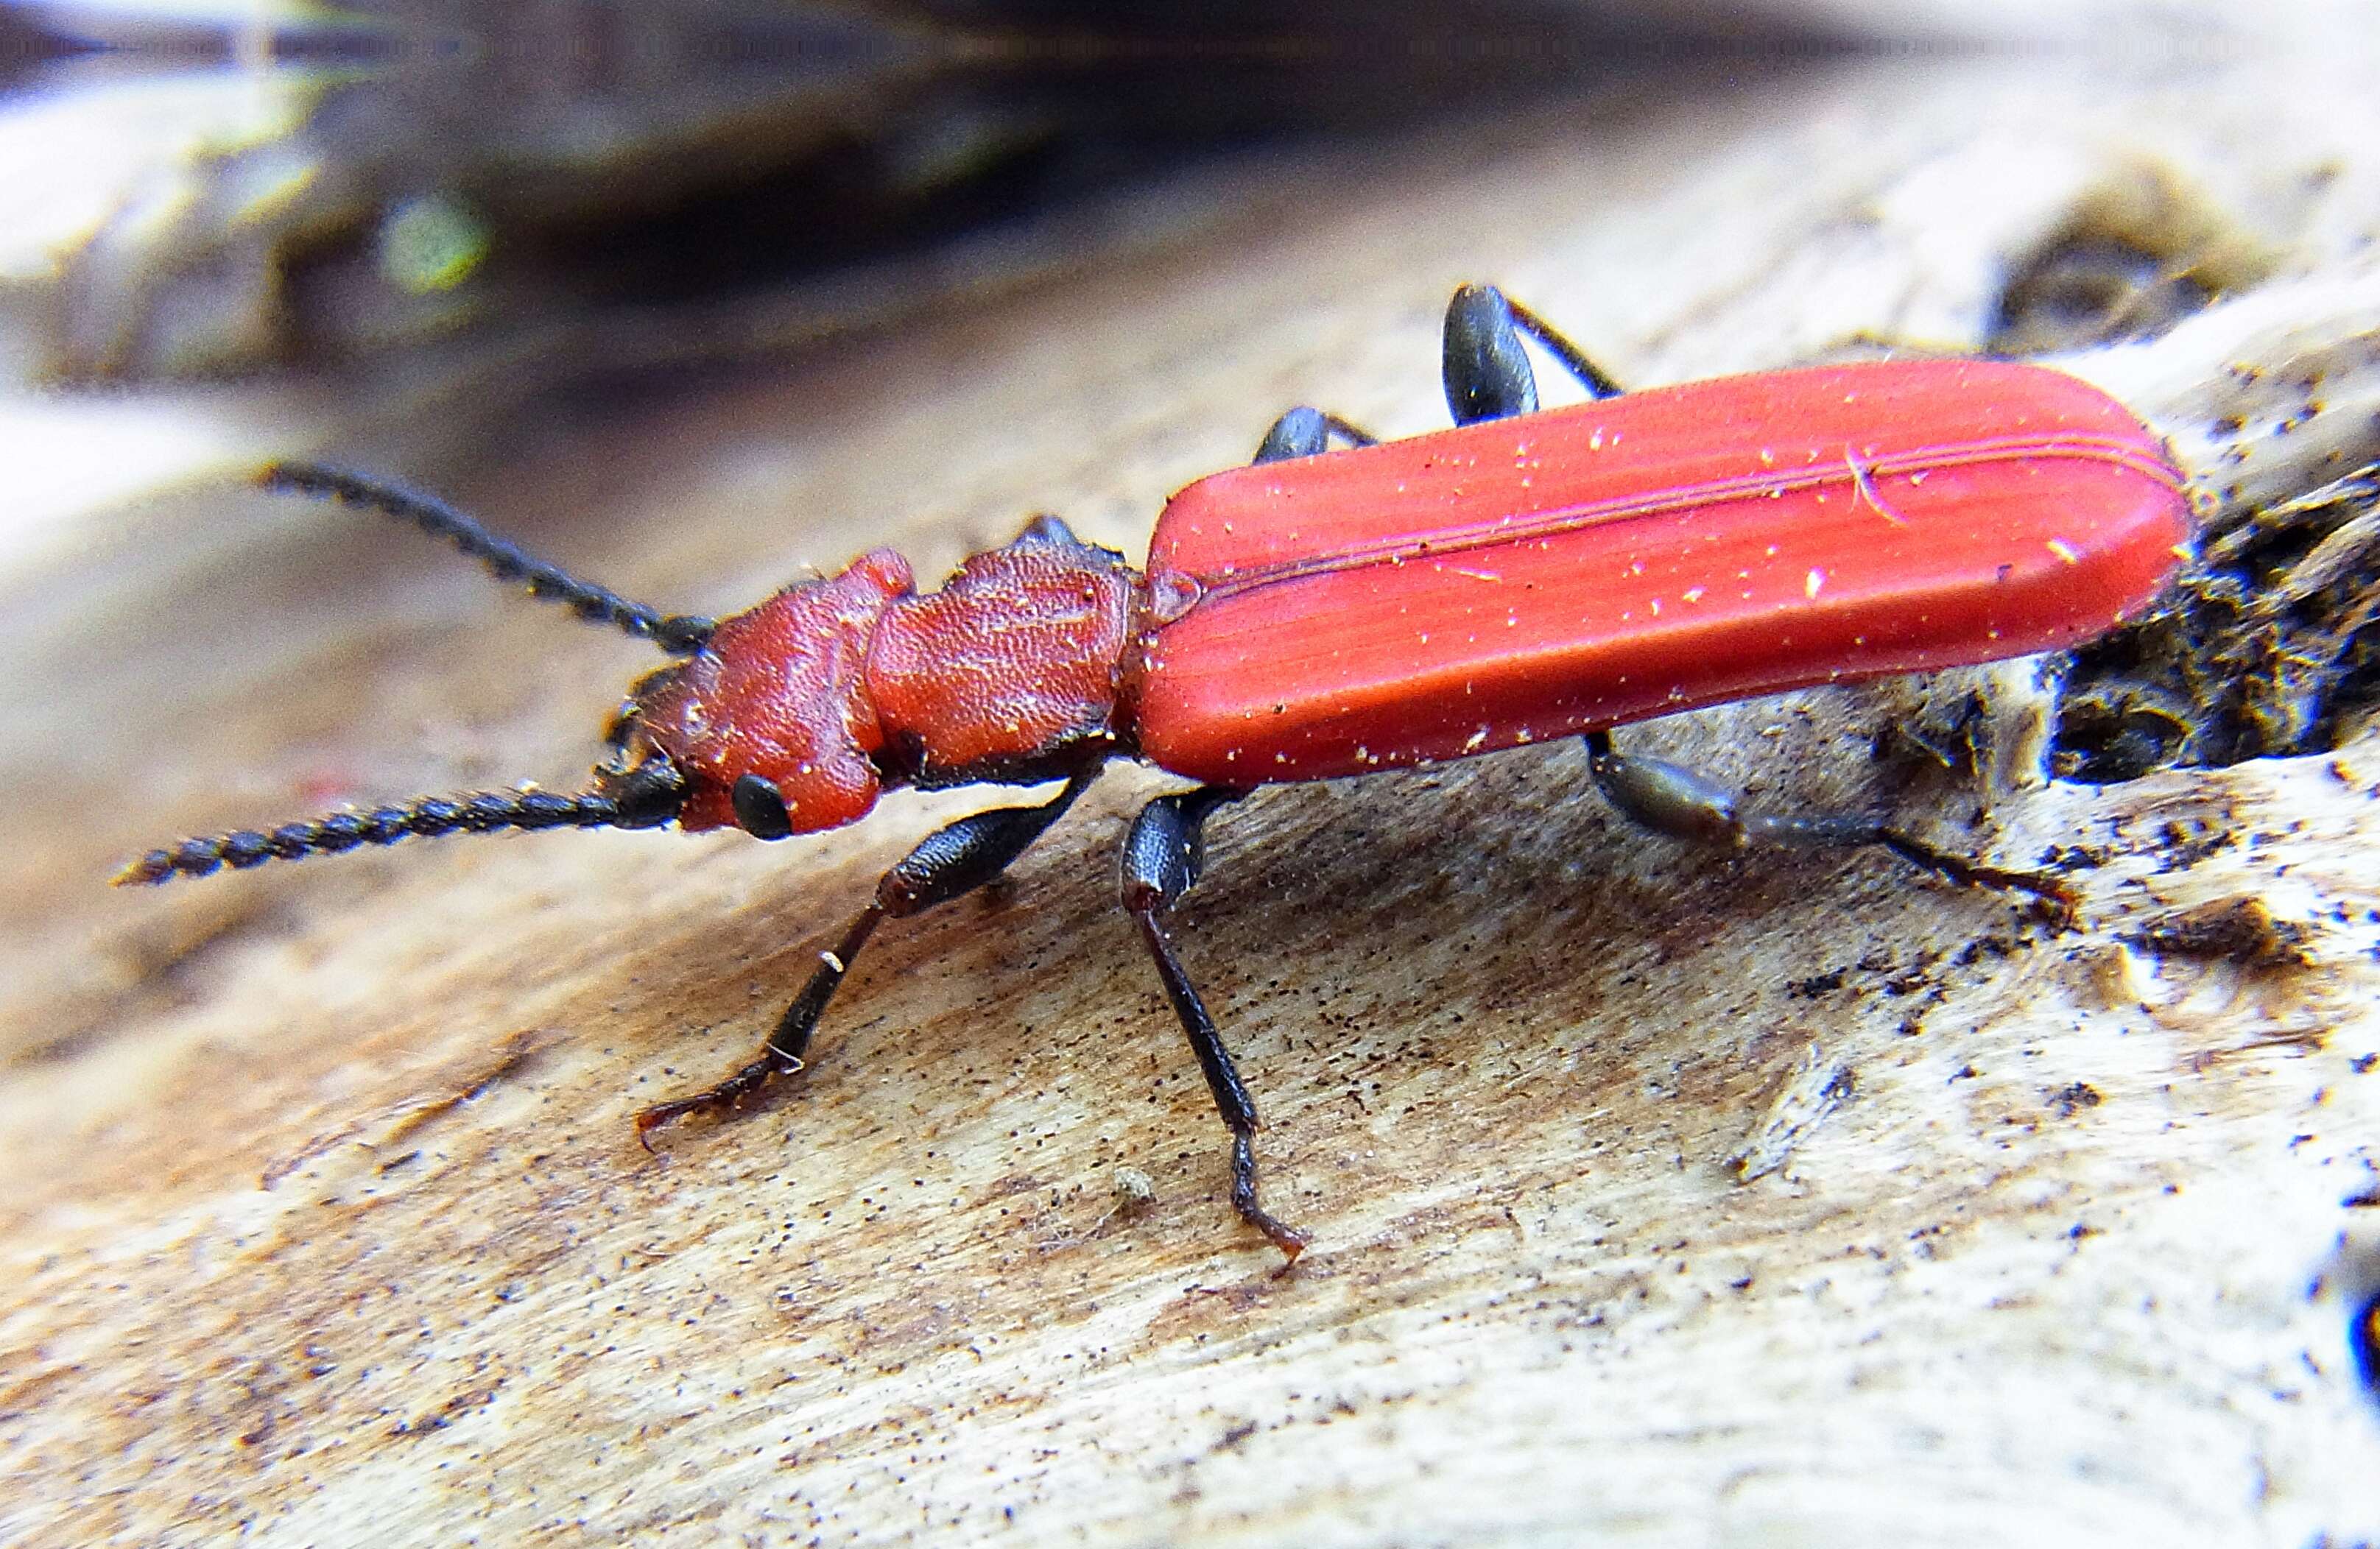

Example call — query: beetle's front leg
[1582,730,2076,918]
[636,769,1098,1140]
[1121,786,1310,1262]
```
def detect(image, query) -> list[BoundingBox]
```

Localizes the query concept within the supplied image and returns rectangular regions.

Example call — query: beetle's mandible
[120,286,2192,1258]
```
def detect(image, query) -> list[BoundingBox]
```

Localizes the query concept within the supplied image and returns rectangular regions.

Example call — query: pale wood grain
[7,44,2380,1549]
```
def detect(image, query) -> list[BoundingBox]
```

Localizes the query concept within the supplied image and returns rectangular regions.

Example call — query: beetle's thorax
[628,527,1143,833]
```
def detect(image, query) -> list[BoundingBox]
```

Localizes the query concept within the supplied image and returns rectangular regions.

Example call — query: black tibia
[1122,786,1310,1262]
[636,769,1098,1140]
[1500,294,1625,400]
[114,765,685,886]
[1253,406,1379,465]
[1582,731,2077,916]
[259,462,715,654]
[1443,284,1626,428]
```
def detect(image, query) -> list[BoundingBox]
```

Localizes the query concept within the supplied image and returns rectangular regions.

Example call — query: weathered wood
[7,44,2380,1548]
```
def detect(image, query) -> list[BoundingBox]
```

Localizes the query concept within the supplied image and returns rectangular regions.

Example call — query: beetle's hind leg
[1443,284,1624,427]
[636,769,1097,1140]
[1582,730,2077,919]
[1122,786,1310,1262]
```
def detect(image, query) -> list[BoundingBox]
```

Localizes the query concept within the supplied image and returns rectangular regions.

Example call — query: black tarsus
[634,767,1099,1141]
[1122,786,1309,1262]
[259,462,716,654]
[1501,292,1626,400]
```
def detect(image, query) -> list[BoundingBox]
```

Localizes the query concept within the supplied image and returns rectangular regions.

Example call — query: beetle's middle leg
[1122,786,1311,1262]
[1582,730,2077,916]
[636,768,1098,1140]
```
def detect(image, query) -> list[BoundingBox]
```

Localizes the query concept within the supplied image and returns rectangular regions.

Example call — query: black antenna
[260,462,716,654]
[115,763,688,887]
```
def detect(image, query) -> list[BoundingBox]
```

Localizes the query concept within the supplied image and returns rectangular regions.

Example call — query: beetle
[119,285,2192,1258]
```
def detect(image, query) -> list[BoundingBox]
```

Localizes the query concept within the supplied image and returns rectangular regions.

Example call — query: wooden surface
[8,42,2380,1548]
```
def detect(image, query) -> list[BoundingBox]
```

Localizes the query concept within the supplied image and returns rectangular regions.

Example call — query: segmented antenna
[260,462,715,654]
[114,788,668,886]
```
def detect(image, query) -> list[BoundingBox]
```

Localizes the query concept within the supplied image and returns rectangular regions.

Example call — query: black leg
[1121,786,1310,1261]
[636,769,1099,1140]
[1443,284,1539,426]
[1443,284,1624,428]
[1582,731,2076,917]
[1254,406,1379,465]
[1501,293,1625,399]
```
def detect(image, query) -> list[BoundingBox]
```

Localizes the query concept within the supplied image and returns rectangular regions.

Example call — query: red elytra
[1138,359,2186,783]
[121,289,2192,1259]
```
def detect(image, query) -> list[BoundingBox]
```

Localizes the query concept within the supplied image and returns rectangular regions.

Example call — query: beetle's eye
[732,773,795,840]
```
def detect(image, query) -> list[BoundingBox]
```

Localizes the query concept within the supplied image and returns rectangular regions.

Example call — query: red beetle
[121,286,2191,1257]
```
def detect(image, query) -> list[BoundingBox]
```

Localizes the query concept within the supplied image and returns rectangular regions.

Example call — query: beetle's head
[602,550,915,839]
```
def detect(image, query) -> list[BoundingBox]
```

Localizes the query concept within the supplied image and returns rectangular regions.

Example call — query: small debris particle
[2050,1082,2102,1118]
[1786,967,1848,999]
[2353,1291,2380,1400]
[1111,1166,1157,1208]
[2122,896,2314,970]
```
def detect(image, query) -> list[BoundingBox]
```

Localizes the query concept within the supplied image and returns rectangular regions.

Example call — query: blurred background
[0,0,1819,540]
[0,0,2311,547]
